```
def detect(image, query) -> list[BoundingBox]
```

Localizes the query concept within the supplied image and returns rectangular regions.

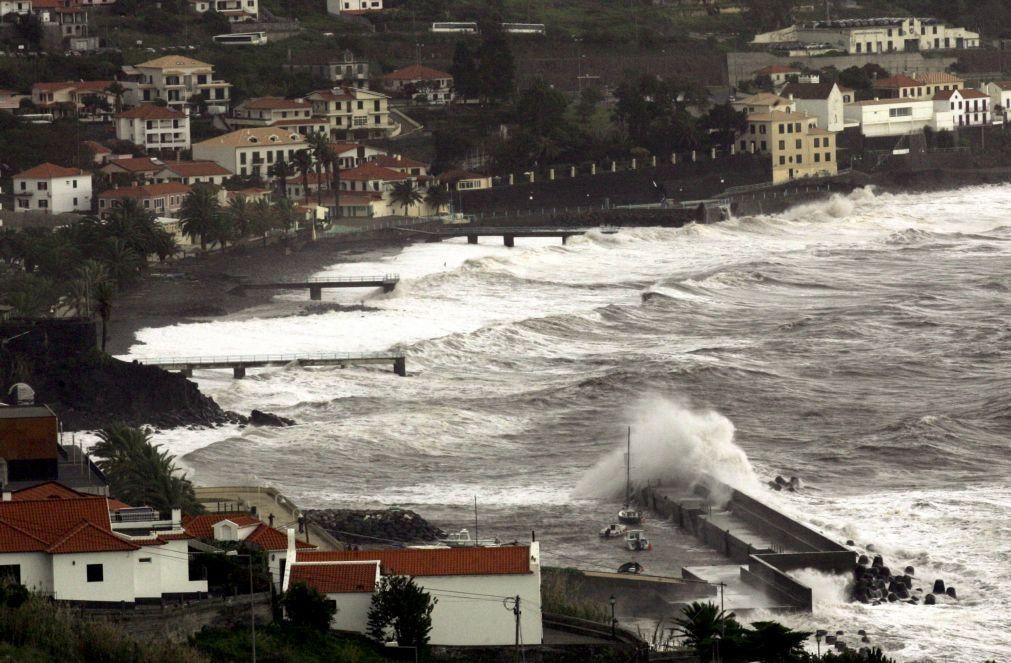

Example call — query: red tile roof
[102,157,164,173]
[297,546,534,577]
[115,104,183,120]
[329,142,366,154]
[83,140,112,154]
[382,65,453,82]
[959,88,988,99]
[182,513,261,539]
[32,81,76,92]
[11,481,86,501]
[0,497,130,554]
[755,65,800,76]
[15,162,85,179]
[161,161,232,177]
[370,155,428,170]
[438,169,485,183]
[245,524,316,551]
[107,498,133,511]
[289,562,378,593]
[874,75,921,89]
[48,521,139,554]
[98,183,192,200]
[341,164,408,182]
[240,97,312,110]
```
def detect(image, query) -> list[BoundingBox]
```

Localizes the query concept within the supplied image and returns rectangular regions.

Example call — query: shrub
[283,582,336,632]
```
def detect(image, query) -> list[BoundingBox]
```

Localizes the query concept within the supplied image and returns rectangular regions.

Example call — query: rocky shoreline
[304,508,447,545]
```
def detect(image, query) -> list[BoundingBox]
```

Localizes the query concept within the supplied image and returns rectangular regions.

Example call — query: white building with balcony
[326,0,382,15]
[844,97,955,137]
[121,56,232,112]
[188,0,258,21]
[12,163,91,213]
[305,86,397,140]
[231,97,314,127]
[192,127,309,178]
[115,104,191,152]
[753,17,980,54]
[934,88,990,128]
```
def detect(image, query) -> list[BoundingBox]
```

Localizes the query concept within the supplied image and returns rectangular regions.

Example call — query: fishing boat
[618,427,642,525]
[625,530,652,552]
[599,523,628,539]
[438,528,500,547]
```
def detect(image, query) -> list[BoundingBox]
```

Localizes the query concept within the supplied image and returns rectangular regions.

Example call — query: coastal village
[0,0,1007,661]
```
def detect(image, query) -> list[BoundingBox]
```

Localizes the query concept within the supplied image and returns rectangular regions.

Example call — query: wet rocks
[768,475,802,492]
[305,508,447,544]
[851,549,957,606]
[249,410,295,427]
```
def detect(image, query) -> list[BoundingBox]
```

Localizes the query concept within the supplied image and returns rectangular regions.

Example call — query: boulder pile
[850,552,959,606]
[305,508,446,544]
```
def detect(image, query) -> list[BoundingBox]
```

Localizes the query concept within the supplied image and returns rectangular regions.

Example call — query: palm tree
[273,196,298,235]
[249,197,277,246]
[307,132,331,206]
[673,602,744,662]
[68,259,109,317]
[390,180,423,216]
[94,279,115,352]
[179,185,222,251]
[106,81,126,114]
[329,150,341,219]
[101,237,143,288]
[91,424,203,514]
[425,184,449,215]
[227,194,251,240]
[269,159,292,199]
[742,621,811,662]
[292,149,313,204]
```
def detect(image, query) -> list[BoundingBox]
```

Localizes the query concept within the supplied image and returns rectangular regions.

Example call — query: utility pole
[511,595,521,661]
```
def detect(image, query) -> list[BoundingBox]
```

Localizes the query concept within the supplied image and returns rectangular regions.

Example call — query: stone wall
[727,51,958,87]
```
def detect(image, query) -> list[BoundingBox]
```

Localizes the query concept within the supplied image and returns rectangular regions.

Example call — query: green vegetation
[91,423,203,514]
[366,575,436,650]
[539,568,610,623]
[283,583,336,633]
[192,624,393,662]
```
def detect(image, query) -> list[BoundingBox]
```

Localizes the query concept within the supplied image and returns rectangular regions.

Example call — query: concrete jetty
[236,274,399,300]
[399,226,609,247]
[639,476,855,612]
[140,352,406,378]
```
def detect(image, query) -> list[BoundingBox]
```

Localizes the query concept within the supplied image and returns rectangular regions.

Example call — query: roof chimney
[2,492,11,502]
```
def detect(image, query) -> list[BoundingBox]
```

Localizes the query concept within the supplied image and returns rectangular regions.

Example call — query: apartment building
[121,56,231,111]
[31,80,113,117]
[753,17,980,54]
[12,163,92,213]
[326,0,382,16]
[739,110,838,184]
[114,104,192,152]
[282,50,370,88]
[780,82,845,132]
[231,97,314,127]
[873,72,964,99]
[844,97,955,137]
[381,65,454,104]
[192,127,309,178]
[934,88,990,127]
[305,86,395,140]
[97,183,192,218]
[187,0,258,21]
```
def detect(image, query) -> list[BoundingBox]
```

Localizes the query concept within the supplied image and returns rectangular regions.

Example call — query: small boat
[617,561,644,574]
[618,427,642,525]
[625,530,652,552]
[599,523,628,539]
[438,528,500,547]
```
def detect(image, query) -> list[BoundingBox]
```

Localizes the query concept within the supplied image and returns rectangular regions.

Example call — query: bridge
[236,274,399,300]
[140,352,406,379]
[398,226,617,247]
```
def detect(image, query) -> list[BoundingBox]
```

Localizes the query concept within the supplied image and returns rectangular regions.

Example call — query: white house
[305,86,397,140]
[982,81,1011,120]
[933,88,989,128]
[181,514,316,591]
[753,65,800,86]
[732,92,796,115]
[753,17,980,54]
[326,0,382,16]
[844,97,953,137]
[231,97,314,128]
[283,537,543,646]
[187,0,258,21]
[12,163,92,214]
[381,65,454,104]
[154,161,232,186]
[121,56,232,112]
[115,104,192,152]
[0,492,206,604]
[0,0,31,19]
[780,81,845,132]
[192,127,310,178]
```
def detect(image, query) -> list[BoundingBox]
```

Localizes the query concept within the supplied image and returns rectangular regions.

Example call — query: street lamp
[815,629,827,656]
[609,595,616,639]
[713,632,722,663]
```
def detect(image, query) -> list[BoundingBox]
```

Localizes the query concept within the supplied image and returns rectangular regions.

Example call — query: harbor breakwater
[638,476,856,612]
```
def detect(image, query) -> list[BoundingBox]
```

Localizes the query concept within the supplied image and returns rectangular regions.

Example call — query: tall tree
[292,149,313,204]
[476,31,515,101]
[249,197,277,246]
[179,185,222,251]
[269,158,292,199]
[450,41,478,99]
[366,576,436,649]
[308,133,331,206]
[424,185,449,215]
[274,196,298,235]
[227,194,251,240]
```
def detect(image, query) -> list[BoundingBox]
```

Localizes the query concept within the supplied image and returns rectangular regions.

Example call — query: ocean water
[126,186,1011,662]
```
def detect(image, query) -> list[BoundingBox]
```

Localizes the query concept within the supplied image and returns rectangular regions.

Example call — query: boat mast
[625,426,631,509]
[474,495,479,545]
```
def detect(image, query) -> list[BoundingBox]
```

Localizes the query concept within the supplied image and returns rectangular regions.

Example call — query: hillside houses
[120,56,232,112]
[753,17,980,54]
[381,64,454,104]
[12,163,92,213]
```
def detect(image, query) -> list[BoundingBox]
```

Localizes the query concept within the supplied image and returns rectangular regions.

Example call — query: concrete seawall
[640,476,855,612]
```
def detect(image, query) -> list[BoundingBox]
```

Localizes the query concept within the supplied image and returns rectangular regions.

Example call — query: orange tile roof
[11,481,86,501]
[341,163,408,182]
[107,498,133,511]
[874,75,920,89]
[182,513,261,539]
[32,81,76,92]
[98,183,192,199]
[297,546,534,577]
[245,524,316,551]
[755,65,800,75]
[15,162,85,179]
[48,521,139,554]
[115,104,183,120]
[102,157,164,173]
[959,88,988,99]
[83,140,112,154]
[0,497,126,553]
[289,562,378,593]
[161,161,232,177]
[382,64,452,82]
[370,155,428,169]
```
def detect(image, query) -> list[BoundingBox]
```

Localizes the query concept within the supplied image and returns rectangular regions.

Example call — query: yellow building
[739,110,837,184]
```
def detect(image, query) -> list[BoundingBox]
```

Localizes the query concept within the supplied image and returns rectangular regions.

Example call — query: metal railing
[139,352,401,366]
[258,274,398,284]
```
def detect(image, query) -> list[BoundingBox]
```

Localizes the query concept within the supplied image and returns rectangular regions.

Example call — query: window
[795,139,802,149]
[889,107,913,118]
[0,565,20,585]
[825,152,832,162]
[139,558,152,563]
[87,564,103,582]
[72,179,78,188]
[778,140,785,150]
[796,155,803,164]
[813,137,820,148]
[373,100,380,111]
[814,153,821,163]
[38,200,48,209]
[778,156,785,165]
[38,181,48,191]
[73,197,78,206]
[760,141,767,151]
[356,101,363,110]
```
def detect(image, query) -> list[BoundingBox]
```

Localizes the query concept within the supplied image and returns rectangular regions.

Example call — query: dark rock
[924,594,936,605]
[932,579,946,594]
[304,508,447,544]
[945,586,957,599]
[872,555,884,568]
[249,410,295,427]
[858,554,870,566]
[905,565,915,576]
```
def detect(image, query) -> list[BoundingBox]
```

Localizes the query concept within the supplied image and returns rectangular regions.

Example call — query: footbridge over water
[235,274,399,300]
[140,352,406,378]
[398,226,617,247]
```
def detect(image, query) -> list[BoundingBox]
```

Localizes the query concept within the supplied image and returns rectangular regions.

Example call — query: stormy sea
[125,186,1010,661]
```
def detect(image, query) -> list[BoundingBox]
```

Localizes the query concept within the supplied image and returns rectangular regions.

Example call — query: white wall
[133,549,162,599]
[12,175,92,214]
[0,552,52,594]
[419,571,542,646]
[845,101,936,137]
[146,540,207,596]
[328,591,373,632]
[52,551,136,602]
